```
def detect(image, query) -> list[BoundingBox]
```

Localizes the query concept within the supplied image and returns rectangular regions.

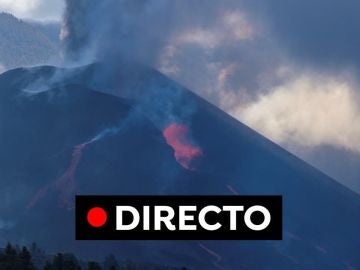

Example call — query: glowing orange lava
[163,123,203,170]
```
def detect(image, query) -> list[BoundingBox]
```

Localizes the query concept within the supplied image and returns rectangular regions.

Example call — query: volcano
[0,62,359,269]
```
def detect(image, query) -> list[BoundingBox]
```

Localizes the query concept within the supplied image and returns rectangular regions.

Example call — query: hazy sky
[0,0,63,21]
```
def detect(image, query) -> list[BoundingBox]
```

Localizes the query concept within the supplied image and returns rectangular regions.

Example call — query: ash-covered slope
[0,63,359,270]
[0,13,60,71]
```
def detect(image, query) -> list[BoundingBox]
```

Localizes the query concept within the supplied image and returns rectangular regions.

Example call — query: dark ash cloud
[248,0,360,69]
[62,0,175,63]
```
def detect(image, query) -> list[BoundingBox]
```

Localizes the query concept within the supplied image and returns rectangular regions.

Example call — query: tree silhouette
[19,246,36,270]
[0,242,188,270]
[44,260,52,270]
[0,243,36,270]
[44,252,81,270]
[103,254,119,270]
[88,261,102,270]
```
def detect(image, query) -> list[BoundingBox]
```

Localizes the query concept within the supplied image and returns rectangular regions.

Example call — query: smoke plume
[62,0,174,64]
[60,0,360,194]
[234,73,360,152]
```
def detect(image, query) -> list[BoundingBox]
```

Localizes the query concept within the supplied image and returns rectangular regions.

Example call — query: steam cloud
[234,74,360,153]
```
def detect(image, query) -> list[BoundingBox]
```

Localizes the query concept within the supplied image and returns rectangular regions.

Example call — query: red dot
[87,207,107,228]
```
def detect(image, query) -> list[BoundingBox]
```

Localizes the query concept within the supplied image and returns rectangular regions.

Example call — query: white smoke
[172,11,254,49]
[232,73,360,152]
[157,8,265,106]
[153,5,360,155]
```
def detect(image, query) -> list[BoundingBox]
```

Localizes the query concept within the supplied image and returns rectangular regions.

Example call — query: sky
[0,0,63,21]
[1,0,359,193]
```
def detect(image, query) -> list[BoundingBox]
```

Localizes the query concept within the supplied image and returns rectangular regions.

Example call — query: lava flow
[27,140,94,210]
[163,123,203,170]
[54,141,93,209]
[27,114,134,209]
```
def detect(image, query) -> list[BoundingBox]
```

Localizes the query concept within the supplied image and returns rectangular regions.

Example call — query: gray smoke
[62,0,175,64]
[60,0,360,194]
[61,1,252,66]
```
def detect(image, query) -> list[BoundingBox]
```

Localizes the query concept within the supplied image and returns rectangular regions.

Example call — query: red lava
[163,123,203,170]
[28,141,93,210]
[54,142,90,209]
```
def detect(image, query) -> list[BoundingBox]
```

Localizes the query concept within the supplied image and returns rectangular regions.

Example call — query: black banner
[76,195,282,240]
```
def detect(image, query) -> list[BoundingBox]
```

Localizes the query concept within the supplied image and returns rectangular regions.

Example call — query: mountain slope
[0,13,60,71]
[0,63,359,270]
